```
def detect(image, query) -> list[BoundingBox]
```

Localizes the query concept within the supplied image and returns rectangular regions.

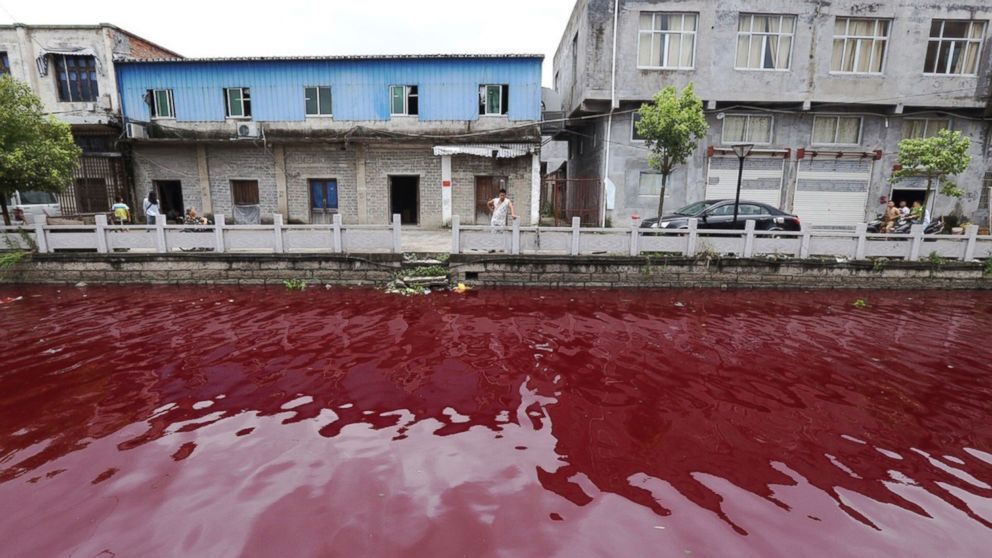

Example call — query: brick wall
[450,154,532,224]
[284,146,358,223]
[132,145,202,218]
[206,145,278,220]
[365,145,442,226]
[113,30,180,59]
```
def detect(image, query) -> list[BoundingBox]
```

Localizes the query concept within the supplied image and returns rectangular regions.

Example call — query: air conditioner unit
[126,122,148,139]
[235,121,261,138]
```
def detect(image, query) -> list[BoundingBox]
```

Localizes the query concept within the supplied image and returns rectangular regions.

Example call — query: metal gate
[543,177,601,226]
[58,155,133,217]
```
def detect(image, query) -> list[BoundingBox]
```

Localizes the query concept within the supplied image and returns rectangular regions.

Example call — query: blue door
[309,179,338,223]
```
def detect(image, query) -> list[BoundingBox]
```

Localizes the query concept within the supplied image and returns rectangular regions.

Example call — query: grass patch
[283,278,307,291]
[404,265,448,278]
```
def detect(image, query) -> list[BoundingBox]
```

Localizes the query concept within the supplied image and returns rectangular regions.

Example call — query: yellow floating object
[453,283,471,293]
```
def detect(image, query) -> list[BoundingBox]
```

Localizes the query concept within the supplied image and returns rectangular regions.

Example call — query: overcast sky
[0,0,576,85]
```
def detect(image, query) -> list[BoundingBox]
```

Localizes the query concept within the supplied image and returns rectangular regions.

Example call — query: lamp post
[731,144,754,225]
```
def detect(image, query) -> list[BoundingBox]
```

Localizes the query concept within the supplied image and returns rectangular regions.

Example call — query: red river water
[1,286,992,557]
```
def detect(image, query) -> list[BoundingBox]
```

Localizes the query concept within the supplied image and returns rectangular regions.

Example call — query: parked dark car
[639,200,801,231]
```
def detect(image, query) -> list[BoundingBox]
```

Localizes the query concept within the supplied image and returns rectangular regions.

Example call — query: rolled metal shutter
[705,156,784,207]
[793,158,873,229]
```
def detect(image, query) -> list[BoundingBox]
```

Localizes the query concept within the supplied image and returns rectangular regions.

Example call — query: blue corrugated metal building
[117,54,544,228]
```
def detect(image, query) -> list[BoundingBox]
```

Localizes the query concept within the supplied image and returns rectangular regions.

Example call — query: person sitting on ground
[183,207,209,226]
[111,196,131,225]
[883,201,900,232]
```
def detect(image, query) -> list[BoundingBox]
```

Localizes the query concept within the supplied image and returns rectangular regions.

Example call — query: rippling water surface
[1,286,992,557]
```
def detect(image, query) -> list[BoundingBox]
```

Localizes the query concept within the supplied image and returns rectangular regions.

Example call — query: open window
[479,84,509,115]
[147,89,175,119]
[225,87,252,118]
[390,85,419,116]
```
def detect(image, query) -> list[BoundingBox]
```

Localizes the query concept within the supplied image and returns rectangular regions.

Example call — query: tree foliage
[890,129,970,210]
[0,76,81,225]
[635,84,708,218]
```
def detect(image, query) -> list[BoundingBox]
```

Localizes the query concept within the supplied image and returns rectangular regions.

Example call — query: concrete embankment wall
[448,255,992,290]
[2,253,991,289]
[0,253,404,285]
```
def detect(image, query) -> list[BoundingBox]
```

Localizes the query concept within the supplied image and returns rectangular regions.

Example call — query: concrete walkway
[401,229,452,253]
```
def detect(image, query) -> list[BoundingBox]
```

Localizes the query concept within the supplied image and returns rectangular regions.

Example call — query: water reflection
[1,286,991,557]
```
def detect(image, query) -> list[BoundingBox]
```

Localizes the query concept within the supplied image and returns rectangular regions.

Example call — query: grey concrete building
[553,0,992,229]
[0,23,180,215]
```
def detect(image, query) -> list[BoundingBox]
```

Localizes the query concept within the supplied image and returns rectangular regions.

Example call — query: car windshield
[673,201,715,216]
[19,191,57,205]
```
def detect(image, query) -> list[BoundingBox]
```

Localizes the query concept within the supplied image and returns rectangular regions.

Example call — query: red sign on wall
[442,180,451,188]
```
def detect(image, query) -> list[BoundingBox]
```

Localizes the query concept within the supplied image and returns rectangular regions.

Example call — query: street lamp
[731,143,754,225]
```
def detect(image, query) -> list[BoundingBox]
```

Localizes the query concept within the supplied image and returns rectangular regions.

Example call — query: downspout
[600,0,620,227]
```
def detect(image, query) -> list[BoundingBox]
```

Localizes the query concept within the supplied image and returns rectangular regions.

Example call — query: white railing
[451,215,992,262]
[0,213,403,254]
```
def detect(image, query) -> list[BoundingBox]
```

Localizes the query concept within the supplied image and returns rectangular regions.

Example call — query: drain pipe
[600,0,620,227]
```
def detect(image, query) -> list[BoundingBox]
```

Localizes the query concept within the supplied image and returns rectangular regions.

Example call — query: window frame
[735,13,797,71]
[54,54,100,102]
[830,17,891,75]
[638,171,664,197]
[0,51,10,76]
[811,115,864,146]
[637,12,699,70]
[389,85,419,116]
[721,113,774,145]
[148,89,175,120]
[230,179,260,206]
[224,87,252,119]
[479,84,509,116]
[902,117,952,139]
[631,112,647,142]
[304,85,333,117]
[924,19,987,76]
[308,178,339,211]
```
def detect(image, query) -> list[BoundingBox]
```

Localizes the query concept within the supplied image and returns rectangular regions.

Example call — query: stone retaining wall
[0,254,403,285]
[449,255,992,290]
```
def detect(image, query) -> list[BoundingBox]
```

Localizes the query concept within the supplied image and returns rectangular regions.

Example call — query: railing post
[94,214,109,253]
[743,220,756,258]
[272,213,284,253]
[155,214,167,253]
[332,213,343,253]
[511,217,520,255]
[799,226,811,259]
[214,214,226,253]
[908,224,924,261]
[392,213,402,253]
[570,216,580,256]
[33,214,48,253]
[854,223,868,260]
[964,224,979,261]
[686,218,698,257]
[451,215,460,254]
[629,220,640,256]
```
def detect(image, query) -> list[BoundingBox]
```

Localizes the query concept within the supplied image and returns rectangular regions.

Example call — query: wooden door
[475,176,507,224]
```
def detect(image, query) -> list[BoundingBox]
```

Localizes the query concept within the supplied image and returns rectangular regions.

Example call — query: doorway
[389,175,419,225]
[154,180,184,222]
[475,176,507,224]
[889,188,926,209]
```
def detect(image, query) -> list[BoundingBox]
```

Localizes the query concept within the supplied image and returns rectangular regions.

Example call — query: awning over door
[793,158,873,228]
[432,144,536,159]
[705,156,785,207]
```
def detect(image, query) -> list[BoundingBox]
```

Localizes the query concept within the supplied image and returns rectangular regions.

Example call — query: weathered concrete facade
[554,0,992,228]
[131,142,535,226]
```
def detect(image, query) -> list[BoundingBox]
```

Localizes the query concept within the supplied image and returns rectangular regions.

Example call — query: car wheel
[767,227,785,239]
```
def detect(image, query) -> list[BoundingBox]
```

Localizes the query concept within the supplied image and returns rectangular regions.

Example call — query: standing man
[487,188,517,227]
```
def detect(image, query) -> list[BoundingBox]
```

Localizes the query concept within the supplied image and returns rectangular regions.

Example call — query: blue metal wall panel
[117,58,542,123]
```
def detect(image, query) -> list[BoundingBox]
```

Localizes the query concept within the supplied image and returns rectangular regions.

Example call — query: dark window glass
[75,135,111,153]
[54,55,99,102]
[408,85,418,116]
[231,180,259,205]
[309,179,338,210]
[632,113,647,141]
[0,52,9,76]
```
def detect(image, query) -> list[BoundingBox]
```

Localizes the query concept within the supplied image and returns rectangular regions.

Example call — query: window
[479,84,509,115]
[631,113,647,141]
[1,52,9,76]
[74,135,111,153]
[830,18,890,73]
[903,118,950,139]
[54,55,99,102]
[736,14,796,70]
[925,20,986,75]
[305,86,332,116]
[722,114,773,144]
[225,88,251,118]
[390,85,419,116]
[638,172,663,196]
[231,180,259,205]
[812,115,862,145]
[309,179,338,211]
[148,89,174,119]
[638,12,697,69]
[554,71,560,92]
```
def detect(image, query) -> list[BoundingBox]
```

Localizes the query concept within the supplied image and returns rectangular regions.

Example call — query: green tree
[0,76,81,225]
[635,84,708,218]
[890,129,970,217]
